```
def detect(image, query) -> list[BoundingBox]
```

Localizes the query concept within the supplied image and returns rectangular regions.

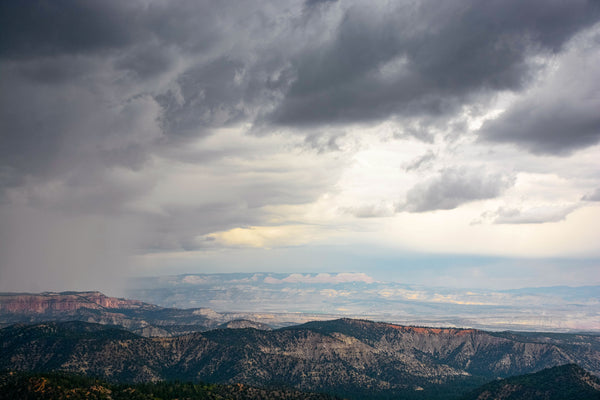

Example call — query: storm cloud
[479,25,600,154]
[2,0,599,184]
[270,0,600,128]
[1,0,599,292]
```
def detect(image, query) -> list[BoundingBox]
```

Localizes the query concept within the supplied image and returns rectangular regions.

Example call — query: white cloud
[492,204,580,224]
[265,273,375,285]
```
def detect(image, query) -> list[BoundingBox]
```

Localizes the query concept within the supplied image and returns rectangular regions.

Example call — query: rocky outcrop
[0,291,156,313]
[0,292,218,335]
[0,293,99,313]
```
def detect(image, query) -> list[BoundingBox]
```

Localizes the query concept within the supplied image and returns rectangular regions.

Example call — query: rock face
[0,291,155,313]
[1,319,599,400]
[460,364,600,400]
[0,292,271,336]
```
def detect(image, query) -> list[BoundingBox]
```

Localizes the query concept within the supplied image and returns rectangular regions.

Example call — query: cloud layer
[1,0,599,291]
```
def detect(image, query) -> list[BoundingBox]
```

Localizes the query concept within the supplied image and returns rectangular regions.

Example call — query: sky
[1,0,600,294]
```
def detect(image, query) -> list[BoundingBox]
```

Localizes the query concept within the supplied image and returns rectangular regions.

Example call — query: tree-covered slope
[0,371,341,400]
[459,364,600,400]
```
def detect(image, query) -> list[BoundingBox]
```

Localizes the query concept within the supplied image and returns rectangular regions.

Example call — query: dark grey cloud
[156,58,247,137]
[0,1,157,185]
[2,0,599,188]
[0,0,142,58]
[478,28,600,155]
[480,102,600,155]
[114,44,175,81]
[269,0,600,128]
[0,0,287,186]
[0,0,233,60]
[0,0,317,192]
[154,54,294,139]
[0,64,161,183]
[305,0,338,7]
[398,168,515,212]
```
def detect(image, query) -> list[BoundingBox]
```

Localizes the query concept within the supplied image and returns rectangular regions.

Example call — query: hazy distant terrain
[127,272,600,333]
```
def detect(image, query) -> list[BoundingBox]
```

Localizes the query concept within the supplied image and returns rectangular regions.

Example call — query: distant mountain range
[126,272,600,332]
[1,316,599,399]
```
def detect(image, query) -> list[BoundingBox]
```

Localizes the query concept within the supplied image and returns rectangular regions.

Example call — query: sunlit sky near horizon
[1,0,600,294]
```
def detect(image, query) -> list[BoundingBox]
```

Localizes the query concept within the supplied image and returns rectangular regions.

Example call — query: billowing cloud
[269,0,600,128]
[479,24,600,155]
[399,168,515,212]
[0,0,293,186]
[2,0,598,201]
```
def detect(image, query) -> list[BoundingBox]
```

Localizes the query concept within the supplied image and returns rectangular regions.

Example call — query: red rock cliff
[0,292,152,313]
